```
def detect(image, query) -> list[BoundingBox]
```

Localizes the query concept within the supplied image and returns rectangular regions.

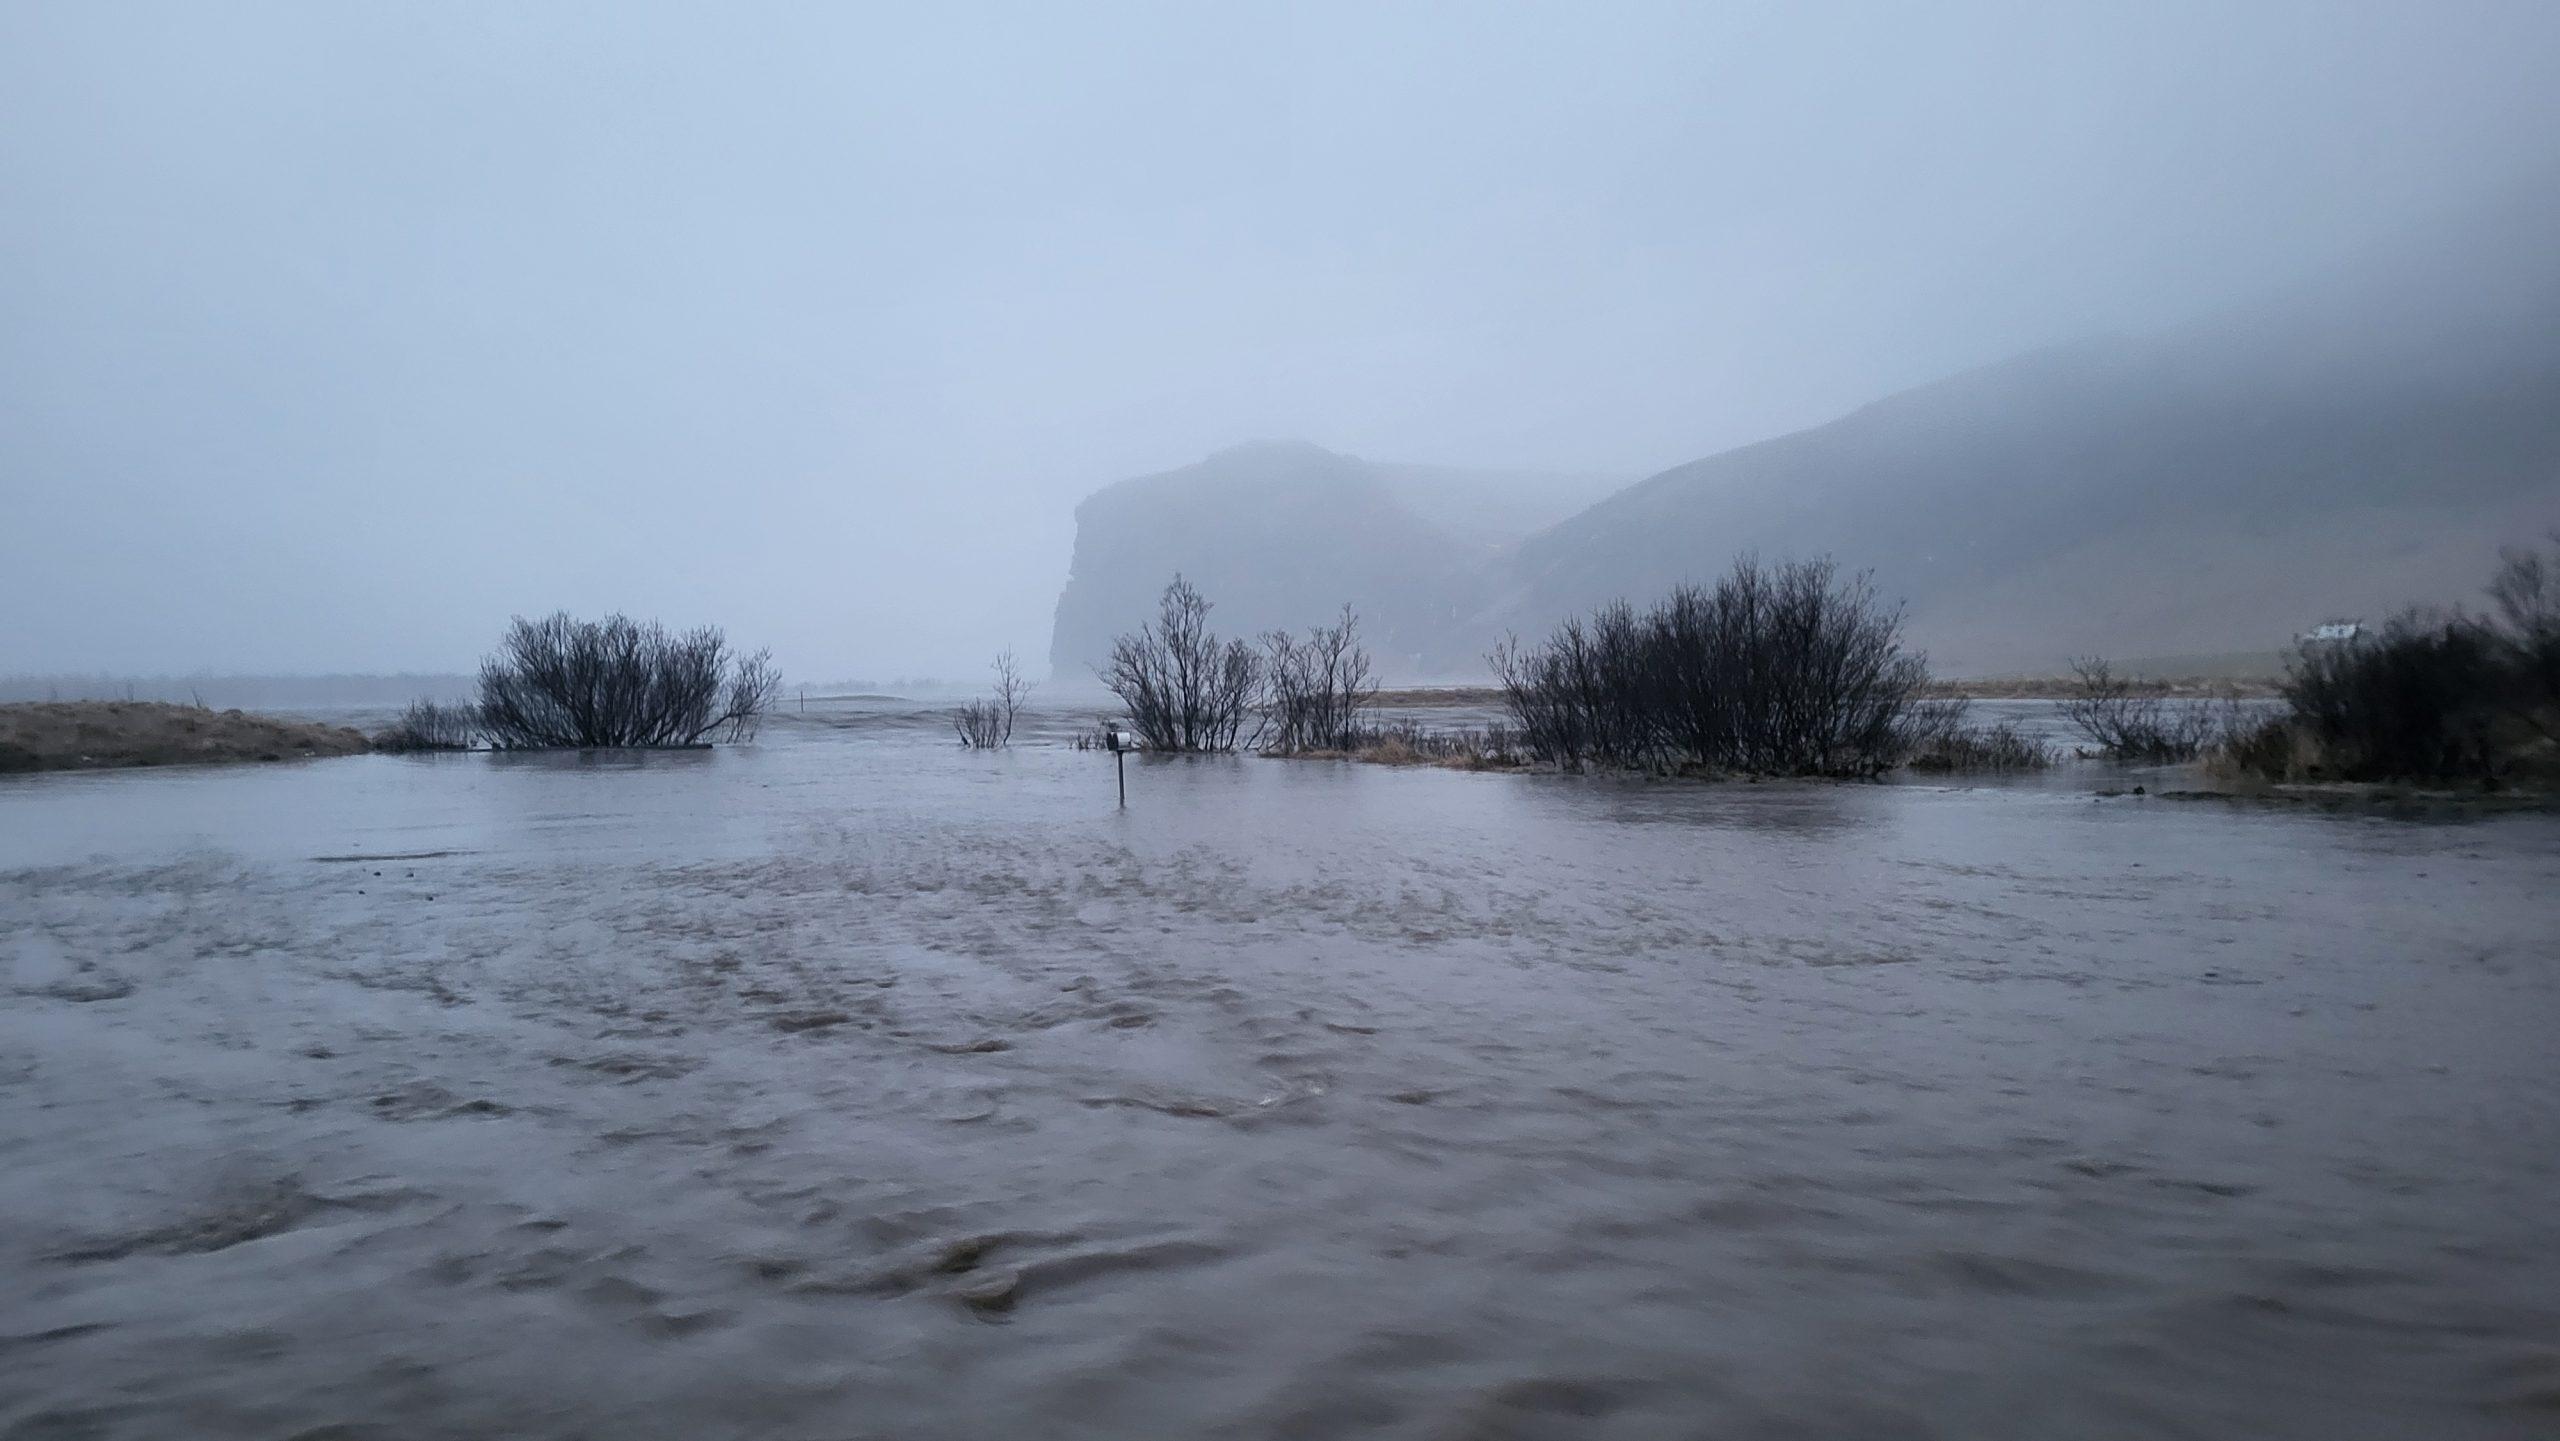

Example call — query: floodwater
[3,702,2556,1440]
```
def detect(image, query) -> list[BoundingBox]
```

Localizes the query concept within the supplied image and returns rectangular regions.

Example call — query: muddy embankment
[0,701,369,774]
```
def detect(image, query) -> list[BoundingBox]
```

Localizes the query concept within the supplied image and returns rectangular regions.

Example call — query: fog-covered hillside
[1056,187,2560,679]
[1475,184,2560,674]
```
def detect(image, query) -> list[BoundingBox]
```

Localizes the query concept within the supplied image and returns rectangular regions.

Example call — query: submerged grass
[373,698,479,753]
[1274,720,1532,770]
[1904,721,2052,773]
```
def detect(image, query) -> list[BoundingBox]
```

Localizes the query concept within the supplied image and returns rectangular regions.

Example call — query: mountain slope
[1465,188,2560,674]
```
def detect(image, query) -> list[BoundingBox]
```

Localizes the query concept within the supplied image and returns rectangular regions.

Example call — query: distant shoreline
[1918,675,2281,700]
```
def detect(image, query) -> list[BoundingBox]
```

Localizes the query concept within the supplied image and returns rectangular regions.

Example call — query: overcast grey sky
[4,1,2557,679]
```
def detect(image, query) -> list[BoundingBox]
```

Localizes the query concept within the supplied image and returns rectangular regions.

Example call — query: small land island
[0,701,369,774]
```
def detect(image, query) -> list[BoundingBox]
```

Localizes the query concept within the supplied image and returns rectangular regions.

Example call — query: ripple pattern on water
[1,709,2556,1438]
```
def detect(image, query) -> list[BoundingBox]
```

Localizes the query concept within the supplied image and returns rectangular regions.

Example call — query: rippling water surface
[3,702,2556,1439]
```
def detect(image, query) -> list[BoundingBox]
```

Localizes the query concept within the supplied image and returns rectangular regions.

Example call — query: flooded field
[3,702,2557,1439]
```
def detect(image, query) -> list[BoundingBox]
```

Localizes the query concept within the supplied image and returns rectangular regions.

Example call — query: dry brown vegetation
[1275,720,1530,770]
[0,701,369,774]
[1903,716,2052,772]
[1370,684,1509,709]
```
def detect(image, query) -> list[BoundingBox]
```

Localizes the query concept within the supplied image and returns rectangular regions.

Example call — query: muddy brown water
[3,701,2556,1439]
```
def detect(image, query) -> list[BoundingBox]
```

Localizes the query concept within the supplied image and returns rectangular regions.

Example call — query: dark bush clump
[478,613,779,749]
[1099,576,1263,752]
[2211,539,2560,785]
[374,698,480,752]
[2276,612,2506,782]
[2488,535,2559,739]
[1492,557,1928,777]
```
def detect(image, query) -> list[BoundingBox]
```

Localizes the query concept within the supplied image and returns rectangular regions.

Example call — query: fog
[4,1,2557,681]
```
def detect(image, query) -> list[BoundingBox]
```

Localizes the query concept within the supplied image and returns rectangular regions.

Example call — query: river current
[3,700,2555,1438]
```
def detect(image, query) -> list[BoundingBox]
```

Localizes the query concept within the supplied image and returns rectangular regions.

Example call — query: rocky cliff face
[1046,442,1612,680]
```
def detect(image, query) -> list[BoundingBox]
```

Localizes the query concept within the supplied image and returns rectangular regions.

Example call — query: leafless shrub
[477,613,779,749]
[1098,575,1263,752]
[1879,694,2051,772]
[1489,631,1584,765]
[1493,557,1928,776]
[2061,658,2224,762]
[374,698,479,752]
[1894,695,1970,754]
[952,700,1003,749]
[954,650,1029,748]
[1260,607,1378,754]
[2487,533,2560,738]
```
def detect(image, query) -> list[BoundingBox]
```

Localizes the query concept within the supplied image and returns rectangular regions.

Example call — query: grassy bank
[0,701,369,774]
